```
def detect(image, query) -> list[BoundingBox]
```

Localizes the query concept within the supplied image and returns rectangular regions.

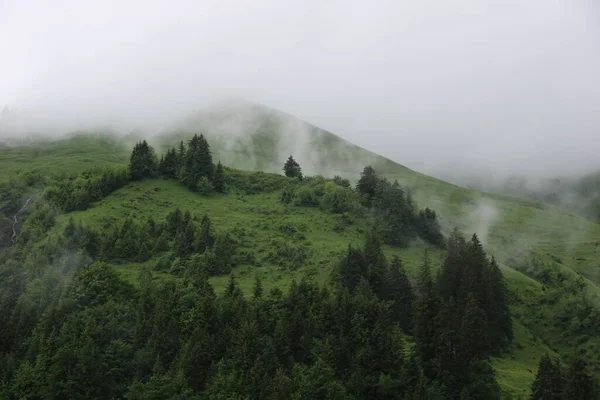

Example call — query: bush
[321,182,357,213]
[266,238,310,270]
[294,186,319,207]
[197,176,214,195]
[225,169,289,194]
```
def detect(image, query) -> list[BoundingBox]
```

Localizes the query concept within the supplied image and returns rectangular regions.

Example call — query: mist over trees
[3,133,599,399]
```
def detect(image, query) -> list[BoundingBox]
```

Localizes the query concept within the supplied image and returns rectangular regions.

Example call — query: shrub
[294,186,319,207]
[321,182,357,213]
[197,176,214,195]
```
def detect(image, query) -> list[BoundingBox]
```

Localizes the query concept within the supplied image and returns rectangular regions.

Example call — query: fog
[1,0,599,179]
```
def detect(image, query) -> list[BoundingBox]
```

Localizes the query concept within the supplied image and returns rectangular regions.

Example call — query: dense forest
[0,135,597,399]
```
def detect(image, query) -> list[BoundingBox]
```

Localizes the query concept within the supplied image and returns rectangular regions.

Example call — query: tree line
[282,157,444,247]
[1,218,514,399]
[132,135,225,194]
[61,208,235,277]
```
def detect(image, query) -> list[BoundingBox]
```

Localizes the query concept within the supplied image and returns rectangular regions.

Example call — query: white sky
[1,0,599,176]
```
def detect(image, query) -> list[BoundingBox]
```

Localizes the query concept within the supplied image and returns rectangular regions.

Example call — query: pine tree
[195,215,215,253]
[482,256,513,352]
[165,208,182,236]
[253,274,263,299]
[414,251,441,373]
[129,140,158,180]
[152,230,171,254]
[160,148,178,179]
[213,161,225,193]
[562,355,598,400]
[283,155,302,179]
[363,231,388,298]
[175,219,195,259]
[356,165,378,200]
[177,140,186,164]
[530,354,564,400]
[386,256,414,332]
[459,294,488,364]
[337,245,367,293]
[197,134,214,180]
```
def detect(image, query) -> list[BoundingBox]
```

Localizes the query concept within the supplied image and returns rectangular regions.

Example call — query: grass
[4,105,600,395]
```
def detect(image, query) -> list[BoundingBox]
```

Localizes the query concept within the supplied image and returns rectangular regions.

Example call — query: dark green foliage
[130,140,158,180]
[203,233,235,275]
[337,245,367,293]
[213,161,226,193]
[0,228,510,400]
[179,134,213,190]
[530,354,564,400]
[416,208,444,247]
[175,217,196,258]
[196,214,215,253]
[356,165,378,201]
[562,355,598,400]
[253,274,263,299]
[414,252,440,368]
[283,155,303,179]
[158,147,179,179]
[197,176,214,195]
[436,229,513,354]
[386,256,414,332]
[460,294,489,364]
[44,165,129,211]
[373,178,415,247]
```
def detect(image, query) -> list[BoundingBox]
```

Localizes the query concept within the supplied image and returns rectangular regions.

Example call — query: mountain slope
[2,103,600,397]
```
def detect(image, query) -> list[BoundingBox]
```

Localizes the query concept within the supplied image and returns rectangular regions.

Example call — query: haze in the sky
[1,0,599,178]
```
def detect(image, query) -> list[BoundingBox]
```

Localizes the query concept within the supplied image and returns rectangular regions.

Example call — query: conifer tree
[253,274,263,299]
[483,257,513,352]
[459,294,488,364]
[197,134,214,180]
[152,230,170,254]
[129,140,158,180]
[337,245,367,293]
[195,215,215,253]
[562,355,598,400]
[159,148,179,179]
[530,354,564,400]
[175,219,195,259]
[414,251,440,372]
[386,256,414,332]
[213,161,225,193]
[165,208,182,236]
[363,231,388,297]
[177,140,186,164]
[356,165,378,200]
[437,228,467,301]
[283,155,302,179]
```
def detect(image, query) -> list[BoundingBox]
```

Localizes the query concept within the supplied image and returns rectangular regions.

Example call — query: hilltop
[1,103,599,398]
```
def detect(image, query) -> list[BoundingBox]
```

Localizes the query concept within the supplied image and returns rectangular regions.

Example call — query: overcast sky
[1,0,599,177]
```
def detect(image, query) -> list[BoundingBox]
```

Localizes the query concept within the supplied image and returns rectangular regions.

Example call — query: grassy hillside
[2,104,599,397]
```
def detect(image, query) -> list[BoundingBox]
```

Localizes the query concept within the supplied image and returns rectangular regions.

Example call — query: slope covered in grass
[2,103,599,397]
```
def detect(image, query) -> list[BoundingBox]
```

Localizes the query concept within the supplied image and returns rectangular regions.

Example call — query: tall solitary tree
[283,155,302,179]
